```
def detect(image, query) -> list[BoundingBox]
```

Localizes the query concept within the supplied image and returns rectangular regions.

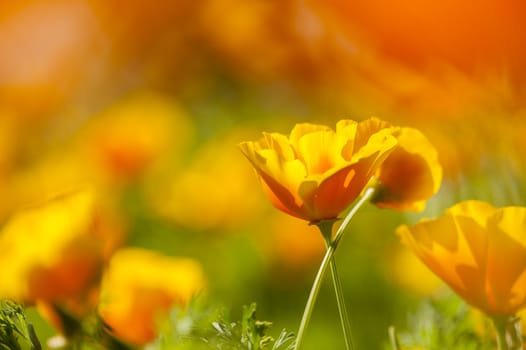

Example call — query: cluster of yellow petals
[240,118,396,221]
[0,189,113,303]
[398,200,526,316]
[240,117,441,222]
[98,248,206,345]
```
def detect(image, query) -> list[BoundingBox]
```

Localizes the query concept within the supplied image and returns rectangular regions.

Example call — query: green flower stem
[495,323,507,350]
[493,315,522,350]
[328,261,353,350]
[27,324,42,350]
[317,220,354,350]
[388,326,401,350]
[293,236,335,350]
[333,187,375,248]
[293,187,375,350]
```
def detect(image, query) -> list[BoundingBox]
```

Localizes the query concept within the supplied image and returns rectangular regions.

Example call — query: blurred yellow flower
[398,200,526,316]
[81,92,193,182]
[152,130,265,231]
[372,127,442,212]
[0,188,119,303]
[239,118,397,222]
[98,248,206,345]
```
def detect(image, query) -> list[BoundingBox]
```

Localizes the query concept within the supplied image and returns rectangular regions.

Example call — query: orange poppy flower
[397,200,526,316]
[239,118,398,222]
[372,127,442,212]
[98,248,206,345]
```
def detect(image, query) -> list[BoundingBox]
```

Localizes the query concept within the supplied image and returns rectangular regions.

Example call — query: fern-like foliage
[150,302,295,350]
[386,292,496,350]
[0,300,41,350]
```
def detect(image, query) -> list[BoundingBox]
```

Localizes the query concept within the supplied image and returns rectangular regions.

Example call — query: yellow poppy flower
[373,127,442,212]
[239,118,398,222]
[98,248,206,345]
[397,200,526,316]
[0,188,118,303]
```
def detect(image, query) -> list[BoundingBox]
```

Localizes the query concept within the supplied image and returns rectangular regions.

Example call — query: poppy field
[1,2,526,350]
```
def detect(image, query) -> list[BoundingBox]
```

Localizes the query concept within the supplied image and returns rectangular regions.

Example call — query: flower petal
[398,205,491,312]
[448,200,495,227]
[240,138,310,219]
[296,130,337,175]
[399,200,526,315]
[240,138,307,206]
[257,165,310,220]
[485,207,526,313]
[298,164,360,221]
[240,118,405,222]
[98,248,205,345]
[334,119,358,159]
[297,129,397,221]
[289,123,332,149]
[353,117,393,153]
[397,215,472,295]
[373,127,442,212]
[261,132,296,161]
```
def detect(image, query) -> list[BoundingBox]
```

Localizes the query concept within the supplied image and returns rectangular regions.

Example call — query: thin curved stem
[327,246,354,350]
[293,187,376,350]
[494,317,509,350]
[333,187,375,248]
[316,221,354,350]
[492,315,522,350]
[27,323,42,350]
[388,326,401,350]
[293,239,336,350]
